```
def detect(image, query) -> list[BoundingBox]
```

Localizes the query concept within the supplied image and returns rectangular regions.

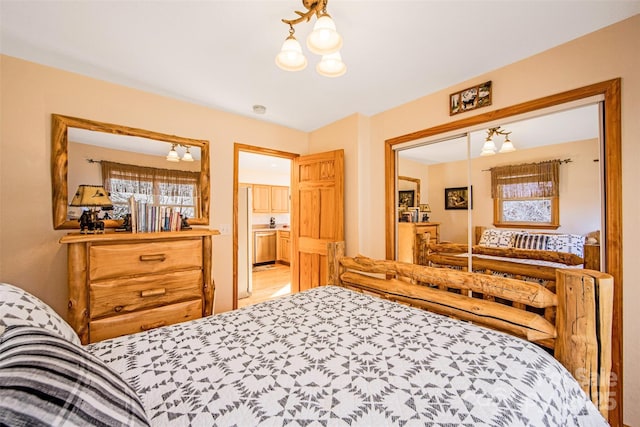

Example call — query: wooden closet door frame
[384,79,623,426]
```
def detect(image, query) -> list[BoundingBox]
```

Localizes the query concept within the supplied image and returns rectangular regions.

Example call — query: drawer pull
[140,320,166,331]
[139,254,166,262]
[114,305,123,313]
[140,288,167,298]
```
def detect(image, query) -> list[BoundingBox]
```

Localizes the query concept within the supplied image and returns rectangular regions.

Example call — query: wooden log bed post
[555,269,614,419]
[324,242,614,421]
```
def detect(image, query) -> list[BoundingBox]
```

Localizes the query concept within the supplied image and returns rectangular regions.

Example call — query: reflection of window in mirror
[491,160,560,228]
[101,162,200,220]
[67,128,202,221]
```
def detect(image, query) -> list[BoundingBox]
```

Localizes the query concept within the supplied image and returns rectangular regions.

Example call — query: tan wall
[1,12,639,425]
[0,54,309,317]
[362,15,640,424]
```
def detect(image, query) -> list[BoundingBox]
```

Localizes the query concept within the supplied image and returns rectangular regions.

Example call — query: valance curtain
[101,161,200,204]
[490,160,560,199]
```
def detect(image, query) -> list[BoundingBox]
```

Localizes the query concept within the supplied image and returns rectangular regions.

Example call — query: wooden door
[291,150,344,292]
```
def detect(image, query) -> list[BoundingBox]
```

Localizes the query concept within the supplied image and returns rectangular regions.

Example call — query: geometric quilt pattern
[87,286,606,426]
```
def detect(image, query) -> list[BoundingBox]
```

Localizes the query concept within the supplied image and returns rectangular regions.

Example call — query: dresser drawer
[89,270,203,319]
[90,239,202,281]
[89,299,202,342]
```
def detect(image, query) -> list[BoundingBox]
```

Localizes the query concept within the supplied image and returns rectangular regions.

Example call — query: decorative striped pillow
[513,233,550,251]
[0,325,149,427]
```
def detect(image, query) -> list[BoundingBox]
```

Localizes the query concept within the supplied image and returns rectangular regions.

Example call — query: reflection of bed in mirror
[422,226,601,321]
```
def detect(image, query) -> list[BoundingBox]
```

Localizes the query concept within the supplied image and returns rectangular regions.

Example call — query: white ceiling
[399,103,600,164]
[1,1,638,132]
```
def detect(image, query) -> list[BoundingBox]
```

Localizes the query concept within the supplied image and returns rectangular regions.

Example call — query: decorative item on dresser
[70,185,113,234]
[59,229,219,344]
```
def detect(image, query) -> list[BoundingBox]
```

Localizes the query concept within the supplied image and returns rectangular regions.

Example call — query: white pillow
[546,234,586,258]
[478,229,520,248]
[0,283,81,346]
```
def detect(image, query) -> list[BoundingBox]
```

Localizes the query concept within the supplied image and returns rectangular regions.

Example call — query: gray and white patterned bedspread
[87,286,606,426]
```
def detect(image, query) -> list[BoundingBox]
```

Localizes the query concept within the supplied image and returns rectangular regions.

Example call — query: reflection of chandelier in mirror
[166,144,194,162]
[276,0,346,77]
[481,126,516,156]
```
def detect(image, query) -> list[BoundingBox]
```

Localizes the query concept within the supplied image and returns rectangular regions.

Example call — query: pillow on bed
[546,234,586,257]
[0,283,81,346]
[513,233,550,250]
[478,229,520,248]
[0,325,149,427]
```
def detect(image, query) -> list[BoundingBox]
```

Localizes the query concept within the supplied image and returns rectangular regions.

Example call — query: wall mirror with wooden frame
[51,114,210,230]
[397,176,420,208]
[385,79,622,426]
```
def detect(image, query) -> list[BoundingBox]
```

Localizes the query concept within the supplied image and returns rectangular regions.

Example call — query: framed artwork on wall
[398,190,415,207]
[449,81,492,115]
[445,186,473,210]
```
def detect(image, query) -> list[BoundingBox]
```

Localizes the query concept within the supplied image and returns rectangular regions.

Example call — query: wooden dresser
[398,222,440,264]
[60,230,218,344]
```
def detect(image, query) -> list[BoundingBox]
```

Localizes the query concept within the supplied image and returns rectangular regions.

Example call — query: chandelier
[480,126,516,156]
[166,144,194,162]
[276,0,346,77]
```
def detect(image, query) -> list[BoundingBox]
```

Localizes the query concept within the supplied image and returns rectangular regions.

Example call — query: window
[101,161,200,220]
[491,160,560,229]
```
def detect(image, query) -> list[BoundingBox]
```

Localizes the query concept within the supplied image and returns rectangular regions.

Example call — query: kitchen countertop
[253,225,290,231]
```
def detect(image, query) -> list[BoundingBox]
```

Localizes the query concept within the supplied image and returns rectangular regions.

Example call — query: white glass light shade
[499,138,516,153]
[166,146,180,162]
[480,139,496,156]
[182,147,194,162]
[276,36,307,71]
[316,52,347,77]
[306,15,343,55]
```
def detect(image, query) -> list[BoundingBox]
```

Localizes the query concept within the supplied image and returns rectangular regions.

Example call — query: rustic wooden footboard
[326,241,613,421]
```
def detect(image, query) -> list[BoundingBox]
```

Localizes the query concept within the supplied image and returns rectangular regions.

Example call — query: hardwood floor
[238,263,291,309]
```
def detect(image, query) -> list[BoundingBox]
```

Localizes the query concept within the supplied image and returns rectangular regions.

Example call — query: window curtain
[490,160,560,199]
[101,161,200,203]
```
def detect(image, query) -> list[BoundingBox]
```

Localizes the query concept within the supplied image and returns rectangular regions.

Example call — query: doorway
[233,144,299,309]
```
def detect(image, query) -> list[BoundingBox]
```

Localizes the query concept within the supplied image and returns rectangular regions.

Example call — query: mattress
[87,286,605,426]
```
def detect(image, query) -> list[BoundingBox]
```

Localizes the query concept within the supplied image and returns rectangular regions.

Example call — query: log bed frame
[325,241,613,421]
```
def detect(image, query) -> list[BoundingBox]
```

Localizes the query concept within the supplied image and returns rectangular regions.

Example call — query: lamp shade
[182,147,194,162]
[276,35,308,71]
[420,203,431,213]
[316,51,347,77]
[499,138,516,153]
[166,145,180,162]
[70,185,113,207]
[306,14,342,55]
[480,139,496,156]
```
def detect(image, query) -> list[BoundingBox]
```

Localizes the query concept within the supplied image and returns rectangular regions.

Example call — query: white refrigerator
[238,186,253,299]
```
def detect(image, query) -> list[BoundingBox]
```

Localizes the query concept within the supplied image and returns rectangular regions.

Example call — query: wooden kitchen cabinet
[277,230,291,264]
[251,184,289,213]
[252,185,272,213]
[271,186,289,213]
[59,230,218,344]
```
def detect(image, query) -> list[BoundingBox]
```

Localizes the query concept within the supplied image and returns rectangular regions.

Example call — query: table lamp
[70,185,113,233]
